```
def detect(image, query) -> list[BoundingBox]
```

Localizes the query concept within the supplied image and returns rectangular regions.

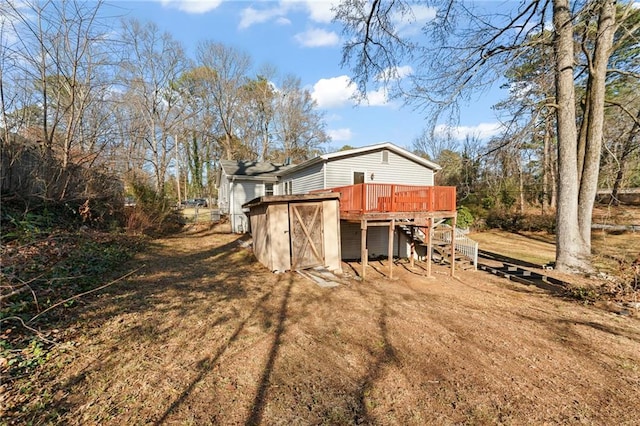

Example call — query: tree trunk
[577,0,617,259]
[518,157,525,213]
[223,133,233,160]
[553,0,590,273]
[542,115,551,213]
[175,135,181,203]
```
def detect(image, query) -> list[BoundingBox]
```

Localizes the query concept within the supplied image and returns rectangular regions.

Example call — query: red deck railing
[314,184,456,214]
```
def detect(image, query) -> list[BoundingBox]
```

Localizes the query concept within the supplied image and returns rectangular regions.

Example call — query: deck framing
[341,210,458,280]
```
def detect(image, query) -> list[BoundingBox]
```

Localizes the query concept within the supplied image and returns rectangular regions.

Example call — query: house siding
[340,221,412,260]
[230,179,261,233]
[325,149,434,188]
[218,171,230,214]
[282,161,324,194]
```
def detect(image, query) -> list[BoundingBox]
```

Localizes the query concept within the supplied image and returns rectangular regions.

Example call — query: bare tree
[273,75,329,163]
[119,19,188,194]
[335,0,638,273]
[3,0,115,168]
[238,65,278,161]
[196,41,251,161]
[412,128,459,161]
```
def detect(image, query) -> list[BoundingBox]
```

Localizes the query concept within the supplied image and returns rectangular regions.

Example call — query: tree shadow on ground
[22,228,270,422]
[154,280,280,425]
[245,275,293,425]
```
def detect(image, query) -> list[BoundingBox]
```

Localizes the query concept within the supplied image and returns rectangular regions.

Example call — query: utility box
[243,193,342,273]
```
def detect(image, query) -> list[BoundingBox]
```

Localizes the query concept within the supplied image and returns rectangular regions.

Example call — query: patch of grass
[469,231,555,266]
[0,230,145,405]
[564,286,599,304]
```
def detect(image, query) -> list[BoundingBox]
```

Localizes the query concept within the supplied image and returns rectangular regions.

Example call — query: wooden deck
[312,184,458,279]
[314,183,456,220]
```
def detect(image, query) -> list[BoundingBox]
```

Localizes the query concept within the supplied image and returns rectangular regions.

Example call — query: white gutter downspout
[230,177,235,233]
[323,162,327,189]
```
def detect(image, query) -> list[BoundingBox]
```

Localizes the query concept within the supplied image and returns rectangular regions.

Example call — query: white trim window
[265,182,274,196]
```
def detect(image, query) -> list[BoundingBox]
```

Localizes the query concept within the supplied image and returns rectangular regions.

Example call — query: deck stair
[397,222,479,270]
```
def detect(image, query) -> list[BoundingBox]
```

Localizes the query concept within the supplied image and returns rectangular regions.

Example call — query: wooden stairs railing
[397,222,478,270]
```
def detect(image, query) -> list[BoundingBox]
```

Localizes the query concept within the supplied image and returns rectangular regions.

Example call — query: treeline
[0,0,328,203]
[413,5,640,214]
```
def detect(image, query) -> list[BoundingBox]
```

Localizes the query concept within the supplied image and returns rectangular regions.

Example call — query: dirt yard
[5,223,640,425]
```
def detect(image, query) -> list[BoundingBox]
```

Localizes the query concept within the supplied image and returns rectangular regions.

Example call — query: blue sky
[111,0,509,150]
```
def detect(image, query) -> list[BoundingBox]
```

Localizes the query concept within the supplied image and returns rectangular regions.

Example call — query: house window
[284,181,292,195]
[265,183,274,196]
[382,150,389,164]
[353,171,365,184]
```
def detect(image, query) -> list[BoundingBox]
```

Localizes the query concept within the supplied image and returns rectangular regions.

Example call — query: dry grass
[469,230,556,266]
[592,205,640,226]
[180,207,217,223]
[471,214,639,279]
[3,222,640,424]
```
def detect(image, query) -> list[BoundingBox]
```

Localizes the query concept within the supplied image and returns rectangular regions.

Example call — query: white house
[218,143,443,256]
[277,142,441,194]
[217,160,295,233]
[276,142,442,259]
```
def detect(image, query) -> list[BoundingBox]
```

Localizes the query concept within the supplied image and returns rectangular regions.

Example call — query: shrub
[124,179,183,235]
[456,205,475,229]
[485,209,555,233]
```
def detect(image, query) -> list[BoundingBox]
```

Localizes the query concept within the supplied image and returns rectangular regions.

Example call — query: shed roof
[243,192,340,209]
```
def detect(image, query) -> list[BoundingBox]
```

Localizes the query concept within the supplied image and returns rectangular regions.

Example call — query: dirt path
[14,224,640,424]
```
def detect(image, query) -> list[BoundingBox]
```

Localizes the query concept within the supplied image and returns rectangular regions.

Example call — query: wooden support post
[450,214,457,277]
[426,218,432,278]
[388,219,395,279]
[361,219,368,280]
[410,226,415,268]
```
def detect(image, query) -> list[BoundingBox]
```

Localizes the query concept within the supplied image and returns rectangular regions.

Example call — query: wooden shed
[243,193,342,273]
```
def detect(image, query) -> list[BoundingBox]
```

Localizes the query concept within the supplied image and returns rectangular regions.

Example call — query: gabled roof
[280,142,441,176]
[219,160,296,181]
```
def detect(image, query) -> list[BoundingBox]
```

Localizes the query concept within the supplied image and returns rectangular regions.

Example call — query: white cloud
[393,4,437,36]
[366,87,389,106]
[238,0,337,29]
[377,65,414,81]
[275,17,292,26]
[312,75,355,108]
[303,0,337,23]
[328,128,353,142]
[239,6,285,29]
[434,122,504,141]
[159,0,223,14]
[312,75,391,108]
[294,28,340,47]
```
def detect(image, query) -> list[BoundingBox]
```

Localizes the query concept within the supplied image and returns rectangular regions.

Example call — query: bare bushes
[1,136,122,205]
[123,178,183,236]
[484,210,556,233]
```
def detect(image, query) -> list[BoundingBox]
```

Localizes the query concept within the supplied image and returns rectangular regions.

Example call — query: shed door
[289,202,324,270]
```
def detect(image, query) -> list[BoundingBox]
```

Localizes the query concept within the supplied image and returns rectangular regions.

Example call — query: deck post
[361,219,368,280]
[410,225,415,268]
[426,218,432,278]
[450,214,457,277]
[388,219,395,278]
